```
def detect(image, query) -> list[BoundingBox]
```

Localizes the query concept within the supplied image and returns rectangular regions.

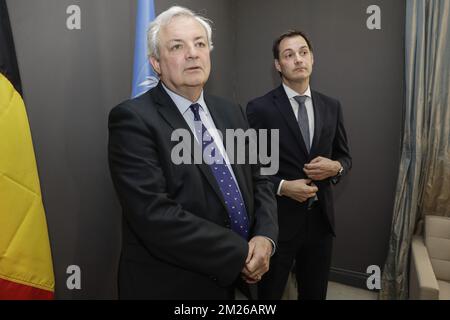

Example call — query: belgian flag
[0,0,54,299]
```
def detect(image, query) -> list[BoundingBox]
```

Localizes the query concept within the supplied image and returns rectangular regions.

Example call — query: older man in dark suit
[247,30,352,300]
[108,6,277,299]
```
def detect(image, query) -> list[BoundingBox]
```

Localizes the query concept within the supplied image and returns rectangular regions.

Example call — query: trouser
[258,203,334,300]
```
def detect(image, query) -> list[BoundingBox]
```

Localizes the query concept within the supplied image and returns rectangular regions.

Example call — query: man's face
[150,16,211,96]
[275,35,314,83]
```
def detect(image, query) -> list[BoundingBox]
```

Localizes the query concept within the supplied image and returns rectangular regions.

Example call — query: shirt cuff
[263,236,276,256]
[276,180,285,196]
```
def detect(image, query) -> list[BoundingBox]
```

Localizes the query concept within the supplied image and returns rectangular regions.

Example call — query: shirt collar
[161,82,207,116]
[282,82,312,100]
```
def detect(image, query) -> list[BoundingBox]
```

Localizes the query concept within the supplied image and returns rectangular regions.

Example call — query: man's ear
[311,52,314,67]
[150,56,161,75]
[274,59,281,73]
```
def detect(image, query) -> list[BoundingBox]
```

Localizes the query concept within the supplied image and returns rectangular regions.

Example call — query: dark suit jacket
[246,85,351,241]
[108,82,278,299]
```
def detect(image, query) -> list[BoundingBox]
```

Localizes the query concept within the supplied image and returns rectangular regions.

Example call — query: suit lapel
[273,85,310,156]
[153,83,191,133]
[310,90,324,155]
[153,83,229,215]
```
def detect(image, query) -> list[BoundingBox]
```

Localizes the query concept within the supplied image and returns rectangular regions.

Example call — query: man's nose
[294,53,303,64]
[186,44,199,59]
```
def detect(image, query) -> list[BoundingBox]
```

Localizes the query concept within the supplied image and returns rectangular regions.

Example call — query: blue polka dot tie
[190,103,249,239]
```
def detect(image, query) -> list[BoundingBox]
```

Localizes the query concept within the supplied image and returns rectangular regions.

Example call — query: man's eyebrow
[194,36,207,41]
[167,36,206,43]
[282,45,309,54]
[281,48,294,54]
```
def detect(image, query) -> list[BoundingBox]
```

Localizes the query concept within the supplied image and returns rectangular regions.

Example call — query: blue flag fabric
[131,0,158,98]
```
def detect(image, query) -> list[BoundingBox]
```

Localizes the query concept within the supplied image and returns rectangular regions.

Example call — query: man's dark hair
[272,30,313,60]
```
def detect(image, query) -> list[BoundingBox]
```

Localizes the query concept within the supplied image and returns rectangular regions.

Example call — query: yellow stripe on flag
[0,73,54,293]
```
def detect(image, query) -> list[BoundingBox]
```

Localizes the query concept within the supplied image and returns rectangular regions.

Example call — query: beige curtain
[380,0,450,300]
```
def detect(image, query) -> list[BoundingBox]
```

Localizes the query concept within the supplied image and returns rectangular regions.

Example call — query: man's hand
[304,157,341,181]
[280,179,318,203]
[241,236,272,284]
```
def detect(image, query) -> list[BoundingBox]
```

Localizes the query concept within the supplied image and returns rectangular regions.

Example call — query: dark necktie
[293,96,317,208]
[190,103,249,239]
[294,95,310,153]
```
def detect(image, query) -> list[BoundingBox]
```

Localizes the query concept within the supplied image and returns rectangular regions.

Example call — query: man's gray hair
[147,6,214,60]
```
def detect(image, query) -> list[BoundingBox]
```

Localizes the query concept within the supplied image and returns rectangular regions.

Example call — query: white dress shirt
[277,83,315,196]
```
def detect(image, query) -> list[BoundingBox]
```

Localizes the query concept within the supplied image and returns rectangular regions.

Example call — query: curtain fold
[380,0,450,300]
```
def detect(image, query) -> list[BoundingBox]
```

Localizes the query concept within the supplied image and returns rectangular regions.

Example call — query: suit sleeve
[331,101,352,184]
[239,104,278,245]
[108,103,248,287]
[246,101,283,195]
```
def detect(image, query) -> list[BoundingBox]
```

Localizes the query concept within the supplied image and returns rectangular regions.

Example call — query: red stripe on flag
[0,278,54,300]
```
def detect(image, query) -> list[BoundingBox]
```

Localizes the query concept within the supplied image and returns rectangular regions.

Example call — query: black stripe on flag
[0,0,22,95]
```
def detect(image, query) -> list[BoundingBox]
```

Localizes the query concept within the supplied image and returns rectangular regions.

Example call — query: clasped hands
[238,157,341,283]
[281,156,341,203]
[240,236,272,284]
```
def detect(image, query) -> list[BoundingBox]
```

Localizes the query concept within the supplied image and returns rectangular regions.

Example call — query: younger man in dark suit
[246,30,352,300]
